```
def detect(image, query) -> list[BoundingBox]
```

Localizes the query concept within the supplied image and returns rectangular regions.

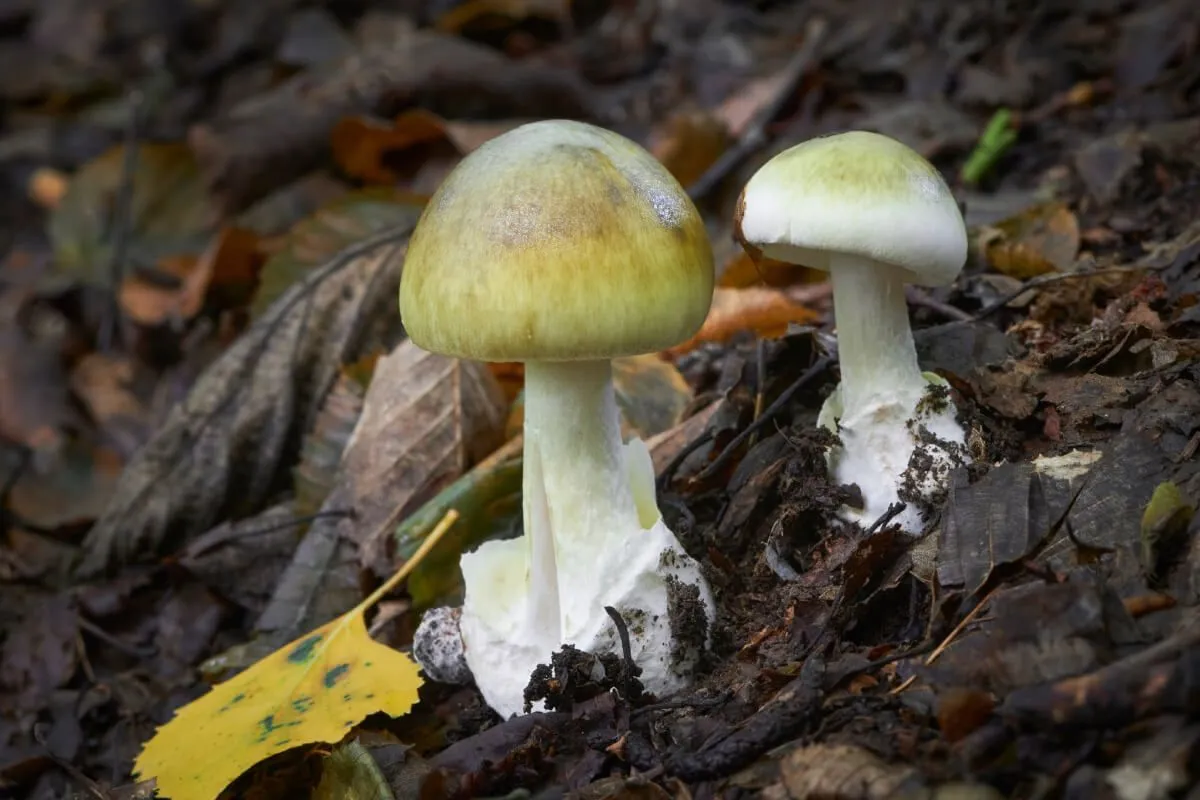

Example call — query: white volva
[737,131,971,533]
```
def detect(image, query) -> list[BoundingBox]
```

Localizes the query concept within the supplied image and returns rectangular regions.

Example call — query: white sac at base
[818,375,969,534]
[458,517,713,720]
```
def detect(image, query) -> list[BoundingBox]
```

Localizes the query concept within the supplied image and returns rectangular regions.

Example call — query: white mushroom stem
[522,359,641,631]
[828,252,927,420]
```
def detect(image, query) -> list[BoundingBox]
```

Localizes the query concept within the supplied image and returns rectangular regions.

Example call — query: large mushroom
[734,130,971,533]
[400,120,716,719]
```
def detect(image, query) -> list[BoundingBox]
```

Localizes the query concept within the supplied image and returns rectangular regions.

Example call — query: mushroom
[400,120,717,719]
[734,130,970,533]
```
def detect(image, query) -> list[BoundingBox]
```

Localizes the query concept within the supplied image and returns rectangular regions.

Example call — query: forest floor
[2,1,1200,798]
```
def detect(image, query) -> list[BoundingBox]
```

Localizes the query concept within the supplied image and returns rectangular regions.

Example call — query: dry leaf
[75,225,414,579]
[980,202,1081,280]
[667,286,822,355]
[341,340,507,573]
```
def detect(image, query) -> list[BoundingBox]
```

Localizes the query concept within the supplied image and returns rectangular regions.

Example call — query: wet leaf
[133,512,457,800]
[979,202,1080,280]
[314,740,395,800]
[667,286,822,356]
[47,143,219,285]
[75,224,414,579]
[252,188,426,317]
[330,110,519,185]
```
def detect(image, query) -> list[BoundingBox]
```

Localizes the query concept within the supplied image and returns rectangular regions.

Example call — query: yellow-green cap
[734,131,967,287]
[399,120,714,362]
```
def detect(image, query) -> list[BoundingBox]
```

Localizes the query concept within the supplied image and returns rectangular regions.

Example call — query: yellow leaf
[133,510,459,800]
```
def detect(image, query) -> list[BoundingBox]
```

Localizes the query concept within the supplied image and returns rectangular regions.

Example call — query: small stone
[412,606,472,685]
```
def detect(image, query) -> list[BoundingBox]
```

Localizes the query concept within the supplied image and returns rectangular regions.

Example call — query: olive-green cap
[398,120,715,362]
[734,131,967,287]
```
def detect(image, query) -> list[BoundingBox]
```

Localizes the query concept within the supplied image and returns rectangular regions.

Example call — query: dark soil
[3,0,1200,799]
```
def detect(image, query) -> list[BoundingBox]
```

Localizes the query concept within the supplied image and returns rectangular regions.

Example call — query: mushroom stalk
[522,359,640,630]
[828,252,926,420]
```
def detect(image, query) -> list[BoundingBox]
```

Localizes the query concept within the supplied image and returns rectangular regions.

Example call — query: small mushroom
[734,130,970,533]
[400,120,716,719]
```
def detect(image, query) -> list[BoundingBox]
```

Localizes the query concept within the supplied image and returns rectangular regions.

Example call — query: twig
[99,90,144,353]
[891,586,1000,694]
[686,17,827,201]
[604,605,640,703]
[907,286,973,322]
[693,356,832,482]
[655,427,715,492]
[77,614,157,660]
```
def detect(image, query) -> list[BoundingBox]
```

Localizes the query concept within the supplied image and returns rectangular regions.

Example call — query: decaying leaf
[48,143,218,285]
[133,512,457,800]
[341,341,507,573]
[293,357,376,518]
[978,202,1081,280]
[256,342,505,642]
[775,743,924,799]
[75,226,413,579]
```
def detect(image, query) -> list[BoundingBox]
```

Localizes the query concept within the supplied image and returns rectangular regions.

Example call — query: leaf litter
[2,1,1200,799]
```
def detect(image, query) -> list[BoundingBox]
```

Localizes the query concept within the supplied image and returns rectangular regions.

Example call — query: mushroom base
[818,374,970,534]
[457,508,713,719]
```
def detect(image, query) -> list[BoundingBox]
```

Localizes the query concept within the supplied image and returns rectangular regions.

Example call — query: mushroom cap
[399,120,715,362]
[734,131,967,286]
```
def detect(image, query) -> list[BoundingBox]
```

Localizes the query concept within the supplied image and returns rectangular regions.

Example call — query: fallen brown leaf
[667,286,823,355]
[980,202,1081,280]
[76,224,414,579]
[340,340,507,573]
